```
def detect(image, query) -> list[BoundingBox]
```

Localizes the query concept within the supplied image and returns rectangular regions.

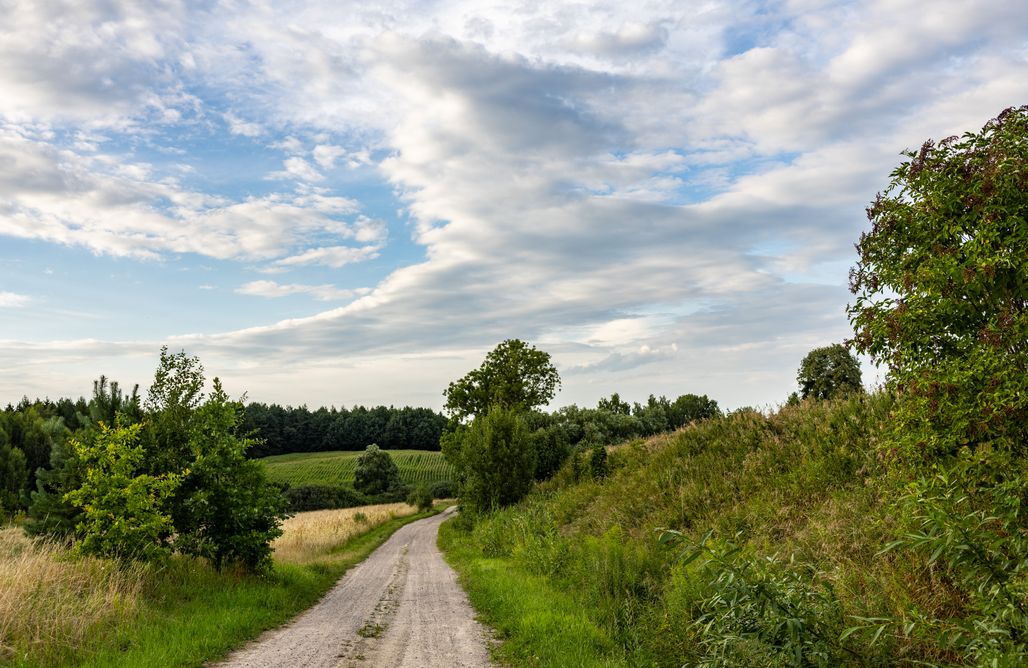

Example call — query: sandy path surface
[215,507,492,668]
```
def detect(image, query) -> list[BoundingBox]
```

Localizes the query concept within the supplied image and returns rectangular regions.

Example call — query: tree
[143,347,205,474]
[353,444,402,496]
[444,339,560,422]
[796,344,863,400]
[172,379,287,572]
[443,406,535,512]
[849,105,1028,458]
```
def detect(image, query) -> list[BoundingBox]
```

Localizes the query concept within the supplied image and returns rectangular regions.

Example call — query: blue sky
[1,0,1026,410]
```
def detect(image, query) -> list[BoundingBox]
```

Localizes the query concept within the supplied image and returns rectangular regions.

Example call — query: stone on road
[215,507,491,668]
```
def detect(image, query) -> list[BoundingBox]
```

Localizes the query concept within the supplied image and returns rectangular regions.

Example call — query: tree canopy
[796,344,863,400]
[849,105,1028,458]
[443,339,560,422]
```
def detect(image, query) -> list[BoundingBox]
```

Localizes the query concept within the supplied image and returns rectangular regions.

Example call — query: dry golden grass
[0,526,146,663]
[273,502,417,566]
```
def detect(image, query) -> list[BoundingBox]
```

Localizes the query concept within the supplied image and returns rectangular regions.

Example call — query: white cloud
[224,112,264,137]
[0,291,30,307]
[236,280,363,301]
[275,245,382,268]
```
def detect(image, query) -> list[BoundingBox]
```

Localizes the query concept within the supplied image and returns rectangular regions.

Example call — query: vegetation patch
[0,503,435,667]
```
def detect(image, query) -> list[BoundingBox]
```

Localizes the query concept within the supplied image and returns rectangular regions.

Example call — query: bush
[407,484,433,511]
[64,423,182,562]
[589,444,609,480]
[430,480,455,498]
[797,344,862,400]
[282,485,369,512]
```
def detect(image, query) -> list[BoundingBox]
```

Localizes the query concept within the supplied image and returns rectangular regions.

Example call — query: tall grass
[1,502,428,667]
[0,529,144,665]
[272,503,415,565]
[442,394,977,665]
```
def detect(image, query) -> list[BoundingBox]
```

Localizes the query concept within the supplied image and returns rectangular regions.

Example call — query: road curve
[215,507,492,668]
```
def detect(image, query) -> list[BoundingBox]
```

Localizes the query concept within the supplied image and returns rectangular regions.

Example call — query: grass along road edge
[2,503,443,667]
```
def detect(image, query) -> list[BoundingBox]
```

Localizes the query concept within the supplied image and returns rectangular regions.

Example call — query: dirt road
[216,507,492,668]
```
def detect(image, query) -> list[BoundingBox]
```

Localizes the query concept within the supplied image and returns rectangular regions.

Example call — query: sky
[1,0,1026,412]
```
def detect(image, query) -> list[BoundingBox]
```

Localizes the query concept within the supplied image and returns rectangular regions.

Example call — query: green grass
[7,508,439,668]
[438,394,977,666]
[440,520,625,667]
[261,449,453,488]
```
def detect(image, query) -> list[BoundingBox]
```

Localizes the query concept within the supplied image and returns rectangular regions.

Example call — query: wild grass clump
[0,527,145,665]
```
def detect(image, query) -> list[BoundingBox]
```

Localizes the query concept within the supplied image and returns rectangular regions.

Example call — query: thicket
[22,348,288,573]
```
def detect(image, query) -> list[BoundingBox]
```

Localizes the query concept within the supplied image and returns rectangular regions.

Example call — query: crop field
[261,449,454,488]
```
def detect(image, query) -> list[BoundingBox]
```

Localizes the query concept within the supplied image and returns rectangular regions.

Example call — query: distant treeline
[239,404,449,457]
[2,384,719,515]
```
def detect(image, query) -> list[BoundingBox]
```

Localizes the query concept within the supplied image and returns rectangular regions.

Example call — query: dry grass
[272,502,418,566]
[0,526,146,663]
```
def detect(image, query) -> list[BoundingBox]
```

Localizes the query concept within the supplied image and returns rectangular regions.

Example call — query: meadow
[0,502,431,667]
[261,449,454,488]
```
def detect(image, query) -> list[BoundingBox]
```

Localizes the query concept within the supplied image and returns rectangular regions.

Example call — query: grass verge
[440,519,624,667]
[2,503,440,667]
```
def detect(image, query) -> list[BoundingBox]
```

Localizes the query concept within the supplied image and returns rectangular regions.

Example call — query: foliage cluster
[796,344,863,400]
[441,339,722,513]
[24,348,288,573]
[846,106,1028,663]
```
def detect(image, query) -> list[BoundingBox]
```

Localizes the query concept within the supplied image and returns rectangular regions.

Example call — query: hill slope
[440,394,993,666]
[262,449,454,488]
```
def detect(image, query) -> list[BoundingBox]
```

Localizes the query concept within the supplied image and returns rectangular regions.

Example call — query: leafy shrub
[430,480,455,498]
[660,530,859,667]
[797,344,862,400]
[282,484,369,512]
[443,405,535,513]
[64,423,181,562]
[407,484,434,511]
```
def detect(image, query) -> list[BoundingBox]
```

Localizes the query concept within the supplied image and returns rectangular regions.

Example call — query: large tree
[848,105,1028,458]
[796,344,863,400]
[443,339,560,422]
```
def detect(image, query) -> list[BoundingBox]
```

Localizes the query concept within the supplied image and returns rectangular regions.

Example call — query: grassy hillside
[441,394,1004,666]
[261,449,454,488]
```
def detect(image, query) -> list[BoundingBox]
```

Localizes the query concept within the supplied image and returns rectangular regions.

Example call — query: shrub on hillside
[796,344,862,400]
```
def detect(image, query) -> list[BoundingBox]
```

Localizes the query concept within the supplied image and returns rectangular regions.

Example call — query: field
[0,502,431,667]
[261,449,454,488]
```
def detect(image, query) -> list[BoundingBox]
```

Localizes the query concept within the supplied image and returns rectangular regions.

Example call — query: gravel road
[215,507,492,668]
